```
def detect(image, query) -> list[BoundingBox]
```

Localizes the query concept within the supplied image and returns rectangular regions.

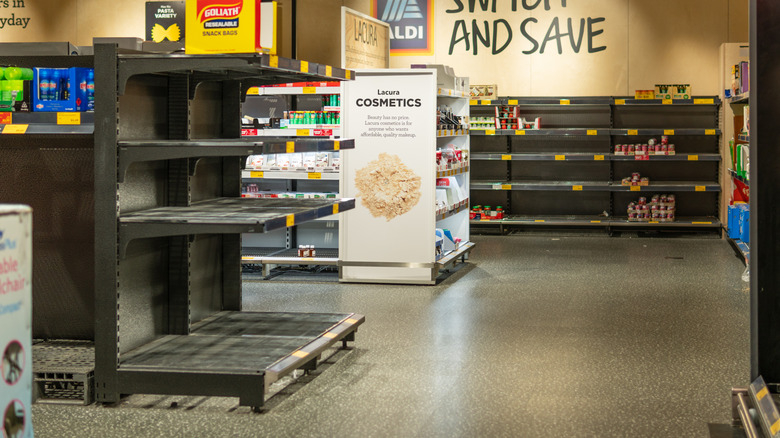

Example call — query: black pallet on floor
[32,340,95,405]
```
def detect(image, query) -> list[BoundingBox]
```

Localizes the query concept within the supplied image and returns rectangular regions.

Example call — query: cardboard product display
[0,205,33,438]
[654,84,691,100]
[186,0,261,54]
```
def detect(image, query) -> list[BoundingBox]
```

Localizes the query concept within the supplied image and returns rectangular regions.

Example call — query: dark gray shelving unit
[93,44,363,410]
[0,49,96,340]
[469,96,722,233]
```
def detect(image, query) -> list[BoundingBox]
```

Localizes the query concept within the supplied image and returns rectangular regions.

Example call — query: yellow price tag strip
[269,56,279,68]
[688,155,699,161]
[323,332,338,339]
[664,130,675,136]
[590,220,601,223]
[246,87,260,96]
[469,100,478,106]
[346,70,352,80]
[615,99,626,105]
[630,186,641,191]
[555,155,565,161]
[628,129,638,136]
[300,61,309,73]
[249,171,264,178]
[486,129,495,136]
[501,184,512,190]
[662,99,673,105]
[292,350,309,358]
[705,129,716,135]
[2,124,28,134]
[326,65,332,77]
[534,219,545,223]
[694,98,715,105]
[649,221,659,224]
[560,99,570,105]
[515,130,525,136]
[333,204,339,215]
[334,141,340,151]
[501,154,511,160]
[594,155,605,161]
[587,130,597,136]
[758,387,769,400]
[695,186,705,192]
[286,214,295,227]
[296,129,311,136]
[771,419,780,436]
[57,112,81,125]
[308,172,322,179]
[692,221,712,225]
[572,185,583,191]
[286,141,295,153]
[508,99,518,105]
[302,86,316,94]
[480,100,491,105]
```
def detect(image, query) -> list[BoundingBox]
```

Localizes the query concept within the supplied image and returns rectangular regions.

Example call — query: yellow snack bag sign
[186,0,262,54]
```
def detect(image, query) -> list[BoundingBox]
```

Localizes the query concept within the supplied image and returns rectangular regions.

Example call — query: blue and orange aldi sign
[372,0,434,55]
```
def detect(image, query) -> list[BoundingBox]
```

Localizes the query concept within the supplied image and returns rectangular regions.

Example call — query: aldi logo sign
[372,0,433,55]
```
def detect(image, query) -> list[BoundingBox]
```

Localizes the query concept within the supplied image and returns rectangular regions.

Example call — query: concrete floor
[31,234,749,437]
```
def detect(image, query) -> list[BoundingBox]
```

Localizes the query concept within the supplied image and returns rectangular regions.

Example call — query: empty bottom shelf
[110,311,364,407]
[471,216,720,229]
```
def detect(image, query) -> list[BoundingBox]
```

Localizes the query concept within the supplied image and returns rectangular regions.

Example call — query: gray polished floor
[31,235,749,437]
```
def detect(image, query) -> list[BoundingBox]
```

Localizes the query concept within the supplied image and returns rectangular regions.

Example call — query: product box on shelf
[0,66,33,112]
[185,0,276,55]
[31,67,93,112]
[654,84,691,100]
[469,84,498,100]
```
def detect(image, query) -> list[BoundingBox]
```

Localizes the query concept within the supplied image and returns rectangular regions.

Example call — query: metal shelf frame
[469,96,722,233]
[93,44,361,410]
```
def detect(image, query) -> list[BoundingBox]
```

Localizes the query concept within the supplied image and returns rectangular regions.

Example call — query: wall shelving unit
[469,96,722,234]
[0,49,96,341]
[93,44,364,410]
[240,85,343,276]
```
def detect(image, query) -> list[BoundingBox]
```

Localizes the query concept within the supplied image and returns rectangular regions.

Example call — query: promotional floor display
[340,67,473,284]
[0,205,32,438]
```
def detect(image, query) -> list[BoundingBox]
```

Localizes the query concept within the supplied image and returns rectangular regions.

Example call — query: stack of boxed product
[245,152,339,172]
[655,84,691,100]
[627,194,676,222]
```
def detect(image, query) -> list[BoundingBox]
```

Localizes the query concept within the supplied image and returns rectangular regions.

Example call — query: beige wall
[1,0,748,96]
[384,0,749,96]
[0,0,291,56]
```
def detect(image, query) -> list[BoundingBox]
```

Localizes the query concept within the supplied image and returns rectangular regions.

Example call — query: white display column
[340,68,472,284]
[0,205,32,438]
